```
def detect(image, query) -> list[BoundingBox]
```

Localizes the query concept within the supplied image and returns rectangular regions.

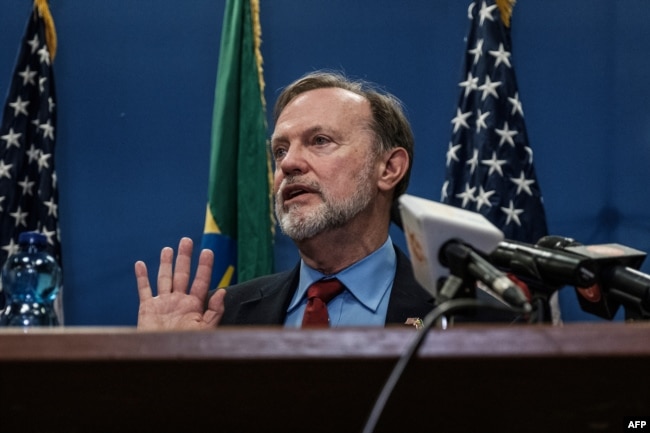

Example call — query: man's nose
[279,145,308,175]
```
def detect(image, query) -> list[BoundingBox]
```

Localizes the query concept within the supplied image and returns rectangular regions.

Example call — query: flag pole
[34,0,57,61]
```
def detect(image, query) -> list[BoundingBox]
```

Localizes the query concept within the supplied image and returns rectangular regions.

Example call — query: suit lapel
[385,246,436,325]
[231,266,300,325]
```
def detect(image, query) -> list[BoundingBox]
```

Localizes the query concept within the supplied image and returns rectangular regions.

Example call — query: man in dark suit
[219,246,433,326]
[135,71,435,329]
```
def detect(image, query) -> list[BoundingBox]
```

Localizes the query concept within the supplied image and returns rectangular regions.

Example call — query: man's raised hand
[135,237,225,330]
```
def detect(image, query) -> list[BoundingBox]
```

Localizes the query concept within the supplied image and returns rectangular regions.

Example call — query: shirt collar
[288,237,396,313]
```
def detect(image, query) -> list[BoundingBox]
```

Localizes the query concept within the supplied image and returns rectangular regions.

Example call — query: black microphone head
[565,245,646,319]
[536,235,582,249]
[535,235,620,319]
[491,239,597,289]
[565,243,647,270]
[536,235,650,320]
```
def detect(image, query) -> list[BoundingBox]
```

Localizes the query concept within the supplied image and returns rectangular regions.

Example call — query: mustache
[277,176,322,202]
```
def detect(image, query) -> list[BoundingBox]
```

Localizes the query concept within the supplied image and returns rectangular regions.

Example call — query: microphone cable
[361,297,530,433]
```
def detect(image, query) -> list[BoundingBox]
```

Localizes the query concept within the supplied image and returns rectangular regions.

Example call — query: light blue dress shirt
[284,237,397,327]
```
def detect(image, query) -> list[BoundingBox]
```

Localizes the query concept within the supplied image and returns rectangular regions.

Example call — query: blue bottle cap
[18,231,48,246]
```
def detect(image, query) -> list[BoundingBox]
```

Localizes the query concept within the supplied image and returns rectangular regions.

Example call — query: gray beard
[275,167,375,241]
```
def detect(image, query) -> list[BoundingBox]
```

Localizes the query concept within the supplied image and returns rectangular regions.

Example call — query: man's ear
[377,147,409,192]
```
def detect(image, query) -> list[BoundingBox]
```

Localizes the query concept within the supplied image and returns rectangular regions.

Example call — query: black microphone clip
[537,236,650,320]
[565,243,648,319]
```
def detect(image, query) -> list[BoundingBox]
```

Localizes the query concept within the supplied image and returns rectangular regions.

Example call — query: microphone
[537,235,650,320]
[488,239,597,290]
[441,241,532,311]
[398,194,530,311]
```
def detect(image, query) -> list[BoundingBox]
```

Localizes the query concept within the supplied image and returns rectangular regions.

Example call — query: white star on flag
[0,5,63,291]
[441,0,548,243]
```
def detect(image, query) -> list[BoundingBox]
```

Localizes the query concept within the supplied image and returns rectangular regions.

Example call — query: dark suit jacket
[219,245,435,326]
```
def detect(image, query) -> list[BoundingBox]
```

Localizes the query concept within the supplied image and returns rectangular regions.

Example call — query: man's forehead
[281,87,368,116]
[294,86,366,103]
[274,87,370,131]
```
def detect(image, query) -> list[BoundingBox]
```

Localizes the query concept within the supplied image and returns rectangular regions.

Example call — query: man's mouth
[282,184,317,203]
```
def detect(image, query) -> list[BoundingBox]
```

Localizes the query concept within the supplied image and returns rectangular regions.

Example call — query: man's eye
[314,136,330,145]
[273,148,287,159]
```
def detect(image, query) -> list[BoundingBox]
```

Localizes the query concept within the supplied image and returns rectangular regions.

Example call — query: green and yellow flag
[201,0,274,288]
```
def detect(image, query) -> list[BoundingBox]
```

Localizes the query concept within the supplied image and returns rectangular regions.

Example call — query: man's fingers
[136,238,223,330]
[204,288,226,327]
[157,246,174,294]
[189,248,214,301]
[134,260,153,301]
[172,237,194,294]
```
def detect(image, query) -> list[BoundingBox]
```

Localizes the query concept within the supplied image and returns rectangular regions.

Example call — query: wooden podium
[0,323,648,432]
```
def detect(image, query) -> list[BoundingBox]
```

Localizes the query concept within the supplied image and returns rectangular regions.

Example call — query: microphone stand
[435,243,479,327]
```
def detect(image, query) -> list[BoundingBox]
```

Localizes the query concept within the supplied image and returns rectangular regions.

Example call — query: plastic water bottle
[0,231,62,327]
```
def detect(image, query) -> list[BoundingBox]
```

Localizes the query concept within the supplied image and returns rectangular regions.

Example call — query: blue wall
[1,1,649,325]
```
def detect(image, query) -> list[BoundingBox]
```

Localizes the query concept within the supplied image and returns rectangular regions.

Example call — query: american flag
[0,7,61,273]
[441,0,548,243]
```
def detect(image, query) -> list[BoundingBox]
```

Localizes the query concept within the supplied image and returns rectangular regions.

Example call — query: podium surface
[0,323,648,432]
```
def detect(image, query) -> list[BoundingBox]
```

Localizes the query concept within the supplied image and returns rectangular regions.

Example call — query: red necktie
[302,279,344,327]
